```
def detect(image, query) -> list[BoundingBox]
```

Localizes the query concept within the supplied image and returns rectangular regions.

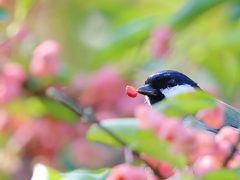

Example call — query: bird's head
[137,70,201,105]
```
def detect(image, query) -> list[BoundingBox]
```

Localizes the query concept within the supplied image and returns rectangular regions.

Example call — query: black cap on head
[137,70,200,104]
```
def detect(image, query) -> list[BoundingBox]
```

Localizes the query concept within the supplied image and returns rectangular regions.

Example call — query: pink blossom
[216,126,238,145]
[70,138,115,169]
[70,73,90,92]
[228,151,240,168]
[0,109,9,130]
[30,40,61,77]
[116,94,144,116]
[79,66,125,107]
[95,110,118,121]
[134,104,165,132]
[0,63,26,103]
[215,140,232,163]
[187,131,217,163]
[0,75,22,103]
[170,130,198,156]
[157,118,184,142]
[193,155,221,176]
[106,164,148,180]
[2,63,26,84]
[196,102,225,129]
[0,40,12,59]
[72,67,143,118]
[140,153,174,179]
[149,27,173,58]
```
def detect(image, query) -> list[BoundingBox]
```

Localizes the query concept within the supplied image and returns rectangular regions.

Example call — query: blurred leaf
[202,168,240,180]
[6,97,78,122]
[93,16,157,68]
[229,2,240,21]
[15,0,37,22]
[200,52,239,100]
[41,97,78,123]
[24,96,46,116]
[63,168,110,180]
[0,8,8,21]
[154,91,217,117]
[87,118,187,169]
[171,0,237,29]
[209,28,240,50]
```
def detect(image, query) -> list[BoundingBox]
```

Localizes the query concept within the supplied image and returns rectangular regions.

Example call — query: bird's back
[222,101,240,130]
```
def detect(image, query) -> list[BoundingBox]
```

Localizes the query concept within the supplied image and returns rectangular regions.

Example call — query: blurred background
[1,0,240,179]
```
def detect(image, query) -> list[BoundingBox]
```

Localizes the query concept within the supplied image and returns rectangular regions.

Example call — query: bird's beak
[137,85,157,96]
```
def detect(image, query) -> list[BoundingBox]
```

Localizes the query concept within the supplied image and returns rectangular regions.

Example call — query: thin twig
[123,146,134,164]
[46,87,164,179]
[223,134,240,167]
[46,87,84,116]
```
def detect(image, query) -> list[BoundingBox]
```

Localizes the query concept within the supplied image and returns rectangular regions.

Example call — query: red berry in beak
[125,85,138,98]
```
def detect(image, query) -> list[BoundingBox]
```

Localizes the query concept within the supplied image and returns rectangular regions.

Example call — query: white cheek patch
[145,96,151,106]
[160,84,196,98]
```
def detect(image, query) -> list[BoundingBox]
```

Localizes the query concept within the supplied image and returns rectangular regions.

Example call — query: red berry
[125,85,138,98]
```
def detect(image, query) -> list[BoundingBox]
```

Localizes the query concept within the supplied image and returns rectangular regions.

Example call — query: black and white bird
[137,70,240,134]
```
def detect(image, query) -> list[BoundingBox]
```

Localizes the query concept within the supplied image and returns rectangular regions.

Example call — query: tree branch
[223,134,240,167]
[46,87,164,180]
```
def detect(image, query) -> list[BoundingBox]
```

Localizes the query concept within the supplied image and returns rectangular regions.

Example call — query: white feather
[145,96,151,106]
[160,84,196,98]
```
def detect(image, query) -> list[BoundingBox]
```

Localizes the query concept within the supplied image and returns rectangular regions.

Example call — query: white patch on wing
[160,84,196,98]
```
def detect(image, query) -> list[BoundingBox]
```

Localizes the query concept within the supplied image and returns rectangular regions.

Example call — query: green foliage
[154,91,217,117]
[202,168,240,180]
[87,118,187,169]
[15,0,37,22]
[63,168,110,180]
[41,97,78,122]
[6,96,78,122]
[94,16,157,68]
[171,0,230,29]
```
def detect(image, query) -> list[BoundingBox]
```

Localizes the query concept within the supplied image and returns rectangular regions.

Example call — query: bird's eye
[167,79,176,87]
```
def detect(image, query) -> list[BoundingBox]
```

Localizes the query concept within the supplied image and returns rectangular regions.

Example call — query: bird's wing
[221,101,240,129]
[183,101,240,134]
[183,115,219,134]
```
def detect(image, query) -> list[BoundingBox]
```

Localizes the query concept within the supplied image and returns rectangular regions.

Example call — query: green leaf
[24,97,46,117]
[203,168,240,180]
[15,0,37,22]
[0,8,8,21]
[229,2,240,21]
[87,118,187,169]
[153,91,217,117]
[63,168,110,180]
[171,0,235,29]
[94,16,157,67]
[6,96,78,122]
[41,97,78,123]
[209,28,240,50]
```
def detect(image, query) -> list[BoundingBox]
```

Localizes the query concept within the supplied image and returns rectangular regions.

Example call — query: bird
[136,70,240,134]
